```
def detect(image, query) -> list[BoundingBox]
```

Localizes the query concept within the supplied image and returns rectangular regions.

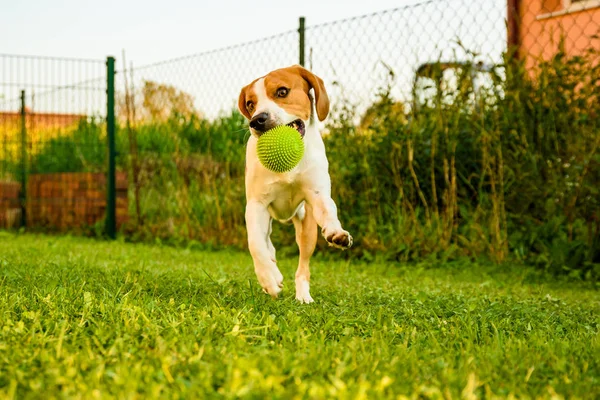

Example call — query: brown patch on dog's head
[238,79,258,120]
[237,65,330,122]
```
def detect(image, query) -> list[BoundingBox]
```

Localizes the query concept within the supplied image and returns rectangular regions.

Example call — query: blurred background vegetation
[5,47,598,281]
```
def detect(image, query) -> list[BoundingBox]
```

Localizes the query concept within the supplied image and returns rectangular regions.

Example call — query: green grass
[0,232,598,399]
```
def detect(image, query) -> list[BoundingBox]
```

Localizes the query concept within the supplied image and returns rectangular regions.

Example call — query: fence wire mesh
[0,55,109,231]
[0,0,599,265]
[117,31,300,121]
[306,0,506,118]
[513,0,600,67]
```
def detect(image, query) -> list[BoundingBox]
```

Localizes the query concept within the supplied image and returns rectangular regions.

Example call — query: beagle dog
[238,65,353,303]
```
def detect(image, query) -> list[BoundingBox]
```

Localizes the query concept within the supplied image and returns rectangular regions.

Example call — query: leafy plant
[6,50,599,280]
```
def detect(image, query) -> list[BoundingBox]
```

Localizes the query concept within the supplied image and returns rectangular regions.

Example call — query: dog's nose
[249,112,269,132]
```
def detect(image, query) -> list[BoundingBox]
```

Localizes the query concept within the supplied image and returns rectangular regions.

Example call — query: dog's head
[238,65,330,138]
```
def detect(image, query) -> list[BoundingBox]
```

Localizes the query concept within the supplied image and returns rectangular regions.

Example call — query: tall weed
[13,51,599,279]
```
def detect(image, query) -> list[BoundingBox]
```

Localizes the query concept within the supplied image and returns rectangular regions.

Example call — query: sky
[1,0,413,65]
[0,0,507,118]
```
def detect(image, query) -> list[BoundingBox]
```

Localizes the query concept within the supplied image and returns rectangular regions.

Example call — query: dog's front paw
[260,281,282,298]
[255,268,283,298]
[273,267,284,289]
[322,228,353,250]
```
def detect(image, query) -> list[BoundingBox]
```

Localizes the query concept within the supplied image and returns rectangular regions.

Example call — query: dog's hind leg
[292,202,318,304]
[246,201,283,297]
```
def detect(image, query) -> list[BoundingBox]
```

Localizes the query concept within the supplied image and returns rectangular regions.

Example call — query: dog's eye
[276,87,289,98]
[246,101,254,112]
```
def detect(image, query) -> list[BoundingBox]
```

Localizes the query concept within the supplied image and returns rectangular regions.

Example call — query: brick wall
[0,172,128,231]
[26,172,128,230]
[0,182,21,229]
[516,0,600,71]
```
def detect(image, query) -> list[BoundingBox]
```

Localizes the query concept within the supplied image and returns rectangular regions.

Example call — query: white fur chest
[245,125,326,221]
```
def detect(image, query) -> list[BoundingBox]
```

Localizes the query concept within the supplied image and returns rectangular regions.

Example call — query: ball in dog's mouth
[287,119,305,137]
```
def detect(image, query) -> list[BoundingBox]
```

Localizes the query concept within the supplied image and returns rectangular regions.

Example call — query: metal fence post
[106,56,116,239]
[507,0,521,60]
[19,90,27,228]
[298,17,305,67]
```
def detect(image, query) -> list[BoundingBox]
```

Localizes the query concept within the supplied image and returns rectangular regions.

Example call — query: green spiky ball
[257,125,305,173]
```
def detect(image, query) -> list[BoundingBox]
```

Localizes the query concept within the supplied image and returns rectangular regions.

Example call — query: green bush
[14,51,599,280]
[323,50,599,278]
[4,119,107,176]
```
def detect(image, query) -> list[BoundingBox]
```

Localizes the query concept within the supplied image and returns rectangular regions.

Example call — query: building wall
[27,172,128,230]
[518,1,600,68]
[0,111,84,130]
[0,182,21,229]
[0,172,128,230]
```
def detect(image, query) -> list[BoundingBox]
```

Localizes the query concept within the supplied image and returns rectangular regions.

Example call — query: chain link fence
[110,0,510,244]
[306,0,506,119]
[0,55,112,232]
[117,31,300,121]
[118,0,509,122]
[1,0,599,269]
[511,0,600,67]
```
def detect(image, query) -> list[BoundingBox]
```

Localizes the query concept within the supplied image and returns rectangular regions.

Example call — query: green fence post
[298,17,305,67]
[106,56,116,239]
[19,90,27,228]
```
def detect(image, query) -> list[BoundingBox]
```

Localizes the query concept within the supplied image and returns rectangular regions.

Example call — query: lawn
[0,233,598,399]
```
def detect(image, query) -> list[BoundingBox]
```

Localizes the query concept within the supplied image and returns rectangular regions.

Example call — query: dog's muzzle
[287,119,305,137]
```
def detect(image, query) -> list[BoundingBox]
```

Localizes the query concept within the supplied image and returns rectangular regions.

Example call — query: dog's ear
[238,85,251,120]
[294,66,330,121]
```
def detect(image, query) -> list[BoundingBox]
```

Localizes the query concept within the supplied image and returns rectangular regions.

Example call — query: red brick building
[0,109,84,131]
[508,0,600,69]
